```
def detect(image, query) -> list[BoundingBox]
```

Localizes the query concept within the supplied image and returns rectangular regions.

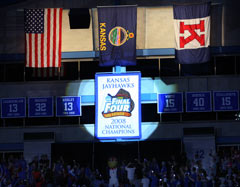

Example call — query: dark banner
[98,6,137,66]
[173,3,211,64]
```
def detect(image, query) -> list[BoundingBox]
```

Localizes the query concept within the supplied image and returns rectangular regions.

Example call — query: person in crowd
[109,166,119,187]
[141,173,150,187]
[107,157,119,187]
[149,170,158,187]
[2,146,240,186]
[134,159,143,187]
[125,161,136,186]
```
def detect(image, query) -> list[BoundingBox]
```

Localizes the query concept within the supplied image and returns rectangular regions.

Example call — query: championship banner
[98,6,137,66]
[173,3,210,64]
[95,72,141,139]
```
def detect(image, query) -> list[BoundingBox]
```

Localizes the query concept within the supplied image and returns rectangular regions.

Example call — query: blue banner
[56,96,81,117]
[28,97,54,117]
[158,93,183,113]
[213,91,239,111]
[173,3,210,64]
[98,6,137,66]
[186,92,212,112]
[1,98,26,118]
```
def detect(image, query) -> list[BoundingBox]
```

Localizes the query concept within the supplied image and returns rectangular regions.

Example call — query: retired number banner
[95,72,141,139]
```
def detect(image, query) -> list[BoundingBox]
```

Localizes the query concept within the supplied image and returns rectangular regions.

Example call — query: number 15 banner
[56,96,81,117]
[158,93,183,113]
[213,91,239,111]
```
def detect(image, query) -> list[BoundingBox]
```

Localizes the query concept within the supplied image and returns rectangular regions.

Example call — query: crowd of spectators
[0,146,240,186]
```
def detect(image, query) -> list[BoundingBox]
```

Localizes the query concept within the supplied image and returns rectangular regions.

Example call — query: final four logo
[102,89,135,118]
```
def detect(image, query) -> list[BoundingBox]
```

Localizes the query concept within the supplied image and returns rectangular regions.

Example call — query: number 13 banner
[1,98,26,118]
[56,96,81,117]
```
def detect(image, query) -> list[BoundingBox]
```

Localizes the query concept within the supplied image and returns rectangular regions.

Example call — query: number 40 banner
[56,96,81,117]
[186,92,212,112]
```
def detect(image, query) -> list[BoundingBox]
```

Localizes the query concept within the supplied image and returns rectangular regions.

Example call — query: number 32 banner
[95,72,141,139]
[28,97,54,117]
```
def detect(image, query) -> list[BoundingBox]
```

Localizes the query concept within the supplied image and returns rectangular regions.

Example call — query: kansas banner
[98,6,137,66]
[173,3,210,64]
[95,72,141,139]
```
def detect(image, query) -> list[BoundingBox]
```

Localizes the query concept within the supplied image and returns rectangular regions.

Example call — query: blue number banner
[1,98,26,118]
[56,96,81,117]
[186,92,212,112]
[158,93,183,113]
[213,91,239,111]
[28,97,54,117]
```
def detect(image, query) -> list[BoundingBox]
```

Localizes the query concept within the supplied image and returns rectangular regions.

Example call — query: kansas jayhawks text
[102,77,134,90]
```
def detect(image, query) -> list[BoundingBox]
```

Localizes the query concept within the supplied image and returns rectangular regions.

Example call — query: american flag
[24,8,63,68]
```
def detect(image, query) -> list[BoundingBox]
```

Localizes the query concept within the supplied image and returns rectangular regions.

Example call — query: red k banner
[173,3,210,64]
[179,20,205,48]
[174,17,210,50]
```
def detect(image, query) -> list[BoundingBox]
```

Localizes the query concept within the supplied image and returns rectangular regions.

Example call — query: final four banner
[95,72,141,139]
[173,3,211,64]
[98,6,137,66]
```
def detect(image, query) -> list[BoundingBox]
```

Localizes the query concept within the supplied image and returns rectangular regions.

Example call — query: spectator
[141,173,150,187]
[125,161,136,185]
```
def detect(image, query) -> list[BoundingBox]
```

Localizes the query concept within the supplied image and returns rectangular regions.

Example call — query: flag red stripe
[47,9,51,68]
[58,8,62,67]
[35,34,38,68]
[41,34,44,67]
[53,9,57,67]
[25,35,28,67]
[29,34,32,67]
